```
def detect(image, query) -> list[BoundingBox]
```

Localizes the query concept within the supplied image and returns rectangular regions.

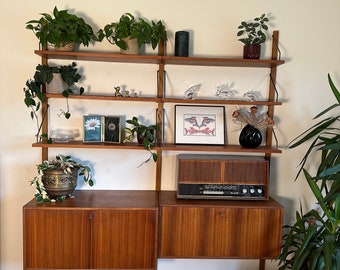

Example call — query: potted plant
[236,13,269,59]
[30,154,94,202]
[23,62,85,142]
[123,116,159,166]
[26,6,97,50]
[97,13,167,54]
[277,74,340,269]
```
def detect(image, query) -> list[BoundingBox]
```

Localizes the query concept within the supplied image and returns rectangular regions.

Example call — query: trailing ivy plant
[26,6,97,49]
[123,116,159,167]
[98,13,167,50]
[277,74,340,270]
[23,62,84,142]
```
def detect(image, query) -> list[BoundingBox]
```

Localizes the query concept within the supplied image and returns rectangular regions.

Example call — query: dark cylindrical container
[174,31,189,57]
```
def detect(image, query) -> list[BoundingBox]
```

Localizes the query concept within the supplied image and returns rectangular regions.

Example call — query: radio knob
[257,188,263,194]
[242,188,248,194]
[250,188,255,194]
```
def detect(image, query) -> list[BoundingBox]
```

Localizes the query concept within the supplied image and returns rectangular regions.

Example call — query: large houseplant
[97,13,167,54]
[26,6,97,50]
[124,116,159,166]
[31,154,94,202]
[277,74,340,270]
[236,13,269,59]
[23,62,84,141]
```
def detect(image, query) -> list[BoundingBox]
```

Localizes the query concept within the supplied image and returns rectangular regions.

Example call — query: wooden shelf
[32,141,282,154]
[35,50,163,64]
[162,55,285,68]
[46,93,159,102]
[45,94,281,105]
[162,98,282,106]
[35,50,285,68]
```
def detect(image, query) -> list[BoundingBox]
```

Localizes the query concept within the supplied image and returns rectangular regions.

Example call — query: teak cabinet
[159,191,283,259]
[23,190,159,270]
[24,31,285,270]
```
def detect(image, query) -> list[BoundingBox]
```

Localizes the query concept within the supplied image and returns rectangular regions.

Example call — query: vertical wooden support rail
[41,51,48,161]
[155,38,166,191]
[265,31,280,161]
[261,30,280,270]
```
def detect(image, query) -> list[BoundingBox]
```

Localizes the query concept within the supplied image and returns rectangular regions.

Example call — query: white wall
[1,0,340,269]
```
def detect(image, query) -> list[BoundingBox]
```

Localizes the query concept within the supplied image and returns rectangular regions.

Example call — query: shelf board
[45,93,159,102]
[35,50,163,64]
[32,141,282,154]
[162,56,285,68]
[45,94,281,105]
[162,98,282,106]
[35,50,285,67]
[159,143,282,154]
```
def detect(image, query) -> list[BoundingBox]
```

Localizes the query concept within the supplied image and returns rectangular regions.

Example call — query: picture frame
[103,116,121,143]
[174,105,225,145]
[83,115,103,142]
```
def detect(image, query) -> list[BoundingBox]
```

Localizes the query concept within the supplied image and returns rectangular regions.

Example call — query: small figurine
[183,84,201,99]
[114,86,123,97]
[215,82,238,99]
[125,90,130,97]
[243,90,261,101]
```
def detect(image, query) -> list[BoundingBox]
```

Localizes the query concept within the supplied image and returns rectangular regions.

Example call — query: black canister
[174,31,189,57]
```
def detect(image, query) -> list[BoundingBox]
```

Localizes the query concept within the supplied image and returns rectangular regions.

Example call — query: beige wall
[1,0,340,269]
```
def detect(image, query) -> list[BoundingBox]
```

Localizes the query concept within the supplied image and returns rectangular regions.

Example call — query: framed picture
[103,116,121,143]
[174,105,225,145]
[83,115,103,142]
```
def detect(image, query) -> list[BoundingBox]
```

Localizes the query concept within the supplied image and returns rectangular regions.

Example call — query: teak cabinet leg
[259,259,265,270]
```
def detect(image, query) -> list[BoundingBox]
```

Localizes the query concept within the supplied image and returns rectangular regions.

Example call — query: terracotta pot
[243,44,261,59]
[42,168,78,198]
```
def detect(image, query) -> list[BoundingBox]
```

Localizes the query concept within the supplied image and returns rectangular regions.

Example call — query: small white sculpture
[183,84,201,99]
[243,90,261,101]
[215,82,238,99]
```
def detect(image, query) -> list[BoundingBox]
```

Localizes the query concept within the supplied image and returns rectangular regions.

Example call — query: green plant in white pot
[26,6,97,50]
[23,62,84,141]
[31,154,94,202]
[98,13,167,54]
[237,13,269,59]
[277,74,340,270]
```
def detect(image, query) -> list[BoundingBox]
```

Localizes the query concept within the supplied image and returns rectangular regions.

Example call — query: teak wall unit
[24,31,284,270]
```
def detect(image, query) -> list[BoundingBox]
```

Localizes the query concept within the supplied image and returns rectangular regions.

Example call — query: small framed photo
[103,116,121,143]
[174,105,226,145]
[83,115,103,142]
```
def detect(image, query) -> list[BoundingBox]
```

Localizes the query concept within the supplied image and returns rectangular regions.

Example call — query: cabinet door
[92,210,157,269]
[159,206,282,258]
[24,209,91,269]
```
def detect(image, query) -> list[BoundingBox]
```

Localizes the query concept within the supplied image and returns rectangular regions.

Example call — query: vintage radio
[176,154,269,200]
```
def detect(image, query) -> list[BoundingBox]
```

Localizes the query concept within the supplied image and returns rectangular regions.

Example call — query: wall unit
[24,31,284,270]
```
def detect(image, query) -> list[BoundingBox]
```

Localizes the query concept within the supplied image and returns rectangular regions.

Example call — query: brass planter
[42,168,78,198]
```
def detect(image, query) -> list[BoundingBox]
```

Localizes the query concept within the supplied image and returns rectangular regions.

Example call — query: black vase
[239,124,262,148]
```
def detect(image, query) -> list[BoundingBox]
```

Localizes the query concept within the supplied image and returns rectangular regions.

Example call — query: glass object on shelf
[50,129,79,143]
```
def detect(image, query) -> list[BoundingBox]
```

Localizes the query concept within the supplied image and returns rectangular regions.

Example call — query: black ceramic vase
[239,124,262,148]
